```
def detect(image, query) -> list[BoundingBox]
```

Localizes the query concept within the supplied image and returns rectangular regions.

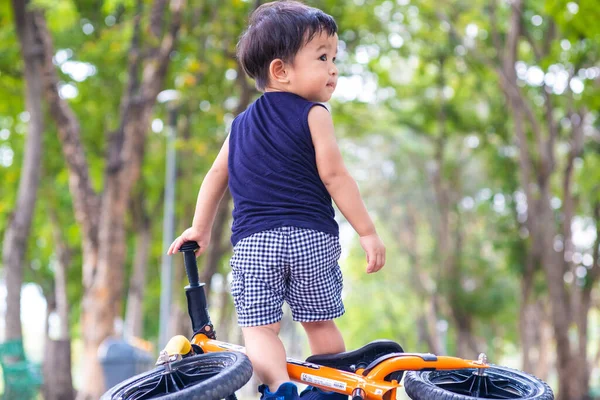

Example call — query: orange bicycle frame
[192,333,488,400]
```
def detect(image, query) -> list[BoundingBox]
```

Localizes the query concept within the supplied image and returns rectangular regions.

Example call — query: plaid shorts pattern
[230,226,344,327]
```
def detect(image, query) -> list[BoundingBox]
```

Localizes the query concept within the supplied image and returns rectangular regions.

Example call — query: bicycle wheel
[101,352,253,400]
[403,365,553,400]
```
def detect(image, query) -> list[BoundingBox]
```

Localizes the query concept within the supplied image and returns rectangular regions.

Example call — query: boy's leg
[300,320,345,355]
[230,229,297,396]
[242,322,290,393]
[287,228,345,355]
[298,319,348,399]
[286,229,347,399]
[299,320,348,399]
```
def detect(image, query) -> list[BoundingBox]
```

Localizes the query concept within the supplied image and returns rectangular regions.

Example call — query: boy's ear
[269,59,290,84]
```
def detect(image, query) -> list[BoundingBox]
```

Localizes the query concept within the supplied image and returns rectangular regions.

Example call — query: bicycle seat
[306,340,404,373]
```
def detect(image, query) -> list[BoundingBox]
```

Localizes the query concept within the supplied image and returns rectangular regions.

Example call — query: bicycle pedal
[155,350,182,366]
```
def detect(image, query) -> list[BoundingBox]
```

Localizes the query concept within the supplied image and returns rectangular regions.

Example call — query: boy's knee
[301,320,335,331]
[243,322,281,337]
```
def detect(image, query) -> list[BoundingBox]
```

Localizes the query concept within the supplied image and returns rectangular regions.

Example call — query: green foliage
[32,0,79,32]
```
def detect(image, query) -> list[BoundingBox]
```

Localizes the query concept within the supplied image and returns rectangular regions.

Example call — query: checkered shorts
[230,226,344,327]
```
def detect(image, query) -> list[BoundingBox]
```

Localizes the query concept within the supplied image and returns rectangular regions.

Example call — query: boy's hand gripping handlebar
[179,241,201,287]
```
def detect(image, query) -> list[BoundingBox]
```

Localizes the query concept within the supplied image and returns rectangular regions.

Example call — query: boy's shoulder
[232,93,326,133]
[260,92,326,118]
[231,104,252,128]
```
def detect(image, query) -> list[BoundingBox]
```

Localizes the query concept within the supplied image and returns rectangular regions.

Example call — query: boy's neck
[264,86,305,100]
[264,85,287,93]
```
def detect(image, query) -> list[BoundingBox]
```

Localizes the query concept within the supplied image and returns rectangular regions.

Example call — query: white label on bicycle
[300,373,347,391]
[217,343,245,352]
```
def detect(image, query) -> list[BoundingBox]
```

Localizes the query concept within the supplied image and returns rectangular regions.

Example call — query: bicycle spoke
[106,353,252,400]
[431,370,473,383]
[430,371,475,395]
[426,370,534,399]
[486,377,529,398]
[166,372,183,392]
[115,363,224,399]
[123,374,162,400]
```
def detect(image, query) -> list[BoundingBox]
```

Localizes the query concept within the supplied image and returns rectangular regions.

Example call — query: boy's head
[237,1,338,94]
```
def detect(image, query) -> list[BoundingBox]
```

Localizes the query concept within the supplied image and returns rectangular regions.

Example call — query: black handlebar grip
[179,241,200,287]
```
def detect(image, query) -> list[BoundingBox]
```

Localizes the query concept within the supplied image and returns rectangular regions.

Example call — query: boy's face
[286,31,338,102]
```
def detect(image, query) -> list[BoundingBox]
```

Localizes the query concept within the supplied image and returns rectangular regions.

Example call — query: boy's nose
[330,64,338,75]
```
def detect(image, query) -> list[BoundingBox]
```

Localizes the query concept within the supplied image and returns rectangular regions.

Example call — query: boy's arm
[308,106,385,273]
[168,135,230,256]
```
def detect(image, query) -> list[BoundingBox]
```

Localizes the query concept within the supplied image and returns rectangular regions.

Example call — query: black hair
[236,1,337,91]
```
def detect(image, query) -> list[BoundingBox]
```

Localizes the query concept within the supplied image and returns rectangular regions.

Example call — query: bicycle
[102,241,554,400]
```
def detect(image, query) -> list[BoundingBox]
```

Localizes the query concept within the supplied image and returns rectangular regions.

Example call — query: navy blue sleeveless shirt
[228,91,339,245]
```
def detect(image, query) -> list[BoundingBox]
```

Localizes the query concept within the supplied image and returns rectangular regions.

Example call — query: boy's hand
[359,233,386,273]
[167,227,211,257]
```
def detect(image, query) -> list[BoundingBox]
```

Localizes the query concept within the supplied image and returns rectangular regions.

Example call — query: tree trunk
[43,339,76,400]
[576,202,600,397]
[428,63,475,358]
[496,2,585,396]
[519,280,536,373]
[518,251,548,377]
[506,94,581,398]
[43,296,56,400]
[538,192,580,399]
[36,1,184,396]
[41,209,75,400]
[125,197,152,339]
[4,0,45,341]
[519,299,538,374]
[505,83,578,397]
[50,210,72,340]
[536,302,554,381]
[397,205,443,354]
[38,12,101,397]
[520,298,553,380]
[449,211,478,360]
[564,111,593,397]
[455,317,477,358]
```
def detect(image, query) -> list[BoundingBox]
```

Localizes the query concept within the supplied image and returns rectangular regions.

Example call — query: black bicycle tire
[403,364,553,400]
[101,352,253,400]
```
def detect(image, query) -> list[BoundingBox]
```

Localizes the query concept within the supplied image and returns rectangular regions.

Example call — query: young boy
[168,1,386,399]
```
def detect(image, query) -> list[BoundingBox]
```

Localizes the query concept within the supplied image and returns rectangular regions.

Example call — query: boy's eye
[319,54,327,61]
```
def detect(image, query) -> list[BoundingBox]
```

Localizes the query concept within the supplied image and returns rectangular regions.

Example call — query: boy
[168,2,385,399]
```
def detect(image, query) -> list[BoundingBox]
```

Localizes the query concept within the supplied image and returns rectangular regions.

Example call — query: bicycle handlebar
[177,241,214,336]
[179,241,200,287]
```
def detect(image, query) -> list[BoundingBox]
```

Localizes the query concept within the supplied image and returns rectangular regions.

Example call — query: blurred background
[1,0,599,399]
